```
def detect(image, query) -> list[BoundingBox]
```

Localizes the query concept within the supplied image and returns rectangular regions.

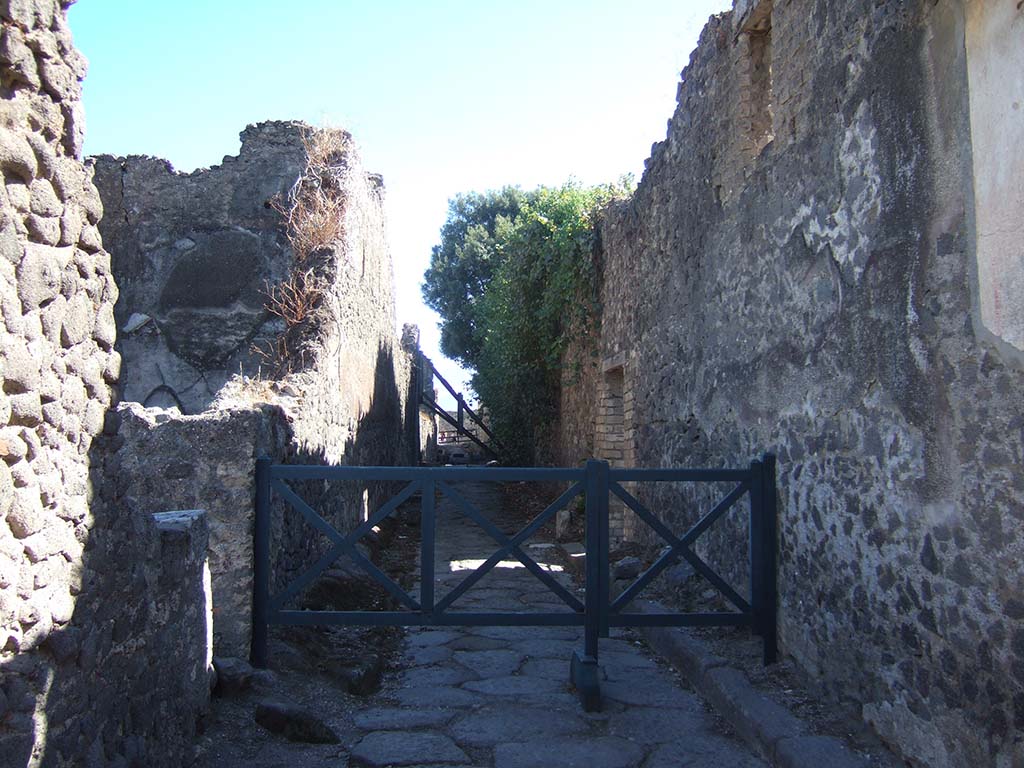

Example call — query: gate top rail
[269,465,585,482]
[609,467,753,482]
[268,465,756,483]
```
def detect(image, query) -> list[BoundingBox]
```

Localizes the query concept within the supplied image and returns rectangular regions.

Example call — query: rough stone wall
[91,122,306,413]
[102,126,422,658]
[282,137,411,469]
[565,2,1024,766]
[111,402,287,659]
[554,335,599,468]
[0,2,212,765]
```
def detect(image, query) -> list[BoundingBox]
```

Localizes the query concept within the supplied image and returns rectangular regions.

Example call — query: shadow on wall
[5,347,412,764]
[2,407,212,767]
[108,340,419,668]
[267,341,419,610]
[342,342,410,467]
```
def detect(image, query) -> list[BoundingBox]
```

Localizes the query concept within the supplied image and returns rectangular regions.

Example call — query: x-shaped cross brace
[435,481,585,614]
[609,481,751,614]
[269,478,421,612]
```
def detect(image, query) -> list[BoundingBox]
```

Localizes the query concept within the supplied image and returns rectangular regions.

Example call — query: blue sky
[68,0,729,402]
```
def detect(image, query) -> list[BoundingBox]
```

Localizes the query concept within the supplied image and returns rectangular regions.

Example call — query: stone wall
[561,2,1024,766]
[554,335,599,468]
[111,402,287,659]
[101,125,425,659]
[1,2,212,764]
[91,122,306,413]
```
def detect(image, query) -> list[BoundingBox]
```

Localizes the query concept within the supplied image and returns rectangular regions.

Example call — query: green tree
[422,179,632,464]
[421,187,531,368]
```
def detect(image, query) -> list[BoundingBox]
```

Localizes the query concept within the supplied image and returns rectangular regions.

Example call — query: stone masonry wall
[102,126,422,659]
[554,334,599,468]
[1,2,212,765]
[91,122,306,413]
[563,2,1024,766]
[111,402,287,660]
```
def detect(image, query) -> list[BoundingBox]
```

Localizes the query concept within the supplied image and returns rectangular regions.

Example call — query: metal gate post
[571,459,604,711]
[760,453,778,664]
[749,454,778,665]
[251,456,271,668]
[597,460,610,639]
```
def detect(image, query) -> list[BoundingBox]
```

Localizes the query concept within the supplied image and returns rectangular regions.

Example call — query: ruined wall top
[90,121,388,413]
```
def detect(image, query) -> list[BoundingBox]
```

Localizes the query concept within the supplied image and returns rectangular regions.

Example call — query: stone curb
[556,543,869,768]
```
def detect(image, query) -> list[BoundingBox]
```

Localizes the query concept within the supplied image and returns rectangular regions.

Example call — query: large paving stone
[352,707,456,731]
[449,704,589,748]
[462,675,566,697]
[448,634,510,651]
[409,644,455,666]
[407,630,463,648]
[602,677,699,709]
[401,665,478,687]
[450,593,512,606]
[516,638,578,659]
[645,734,767,768]
[596,638,649,655]
[494,736,645,768]
[453,649,524,678]
[606,705,712,744]
[350,731,469,767]
[599,650,661,672]
[470,625,580,642]
[527,599,577,614]
[391,685,484,709]
[454,597,526,611]
[517,658,570,680]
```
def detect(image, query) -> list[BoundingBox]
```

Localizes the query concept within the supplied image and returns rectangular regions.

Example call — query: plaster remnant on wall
[91,124,308,413]
[782,100,882,284]
[966,0,1024,351]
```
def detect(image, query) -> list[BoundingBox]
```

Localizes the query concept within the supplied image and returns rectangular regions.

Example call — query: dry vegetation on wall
[261,127,352,371]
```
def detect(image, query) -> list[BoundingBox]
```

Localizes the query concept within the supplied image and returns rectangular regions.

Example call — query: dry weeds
[259,126,352,373]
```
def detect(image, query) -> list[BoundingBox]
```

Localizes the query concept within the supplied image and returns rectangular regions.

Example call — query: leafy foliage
[421,187,529,368]
[422,179,632,463]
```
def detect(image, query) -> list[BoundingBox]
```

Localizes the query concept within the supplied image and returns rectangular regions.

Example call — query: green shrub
[423,178,632,464]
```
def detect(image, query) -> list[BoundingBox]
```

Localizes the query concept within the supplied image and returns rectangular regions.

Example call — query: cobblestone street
[344,480,766,768]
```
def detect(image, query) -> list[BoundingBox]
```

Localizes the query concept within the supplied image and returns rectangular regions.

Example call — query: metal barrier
[251,456,777,710]
[416,353,506,460]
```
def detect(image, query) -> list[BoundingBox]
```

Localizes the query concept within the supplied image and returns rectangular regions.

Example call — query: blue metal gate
[251,456,777,711]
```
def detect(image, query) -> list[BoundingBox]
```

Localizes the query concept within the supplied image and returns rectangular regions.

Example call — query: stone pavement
[346,480,766,768]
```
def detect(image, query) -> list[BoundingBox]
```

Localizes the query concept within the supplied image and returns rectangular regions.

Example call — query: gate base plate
[570,650,602,712]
